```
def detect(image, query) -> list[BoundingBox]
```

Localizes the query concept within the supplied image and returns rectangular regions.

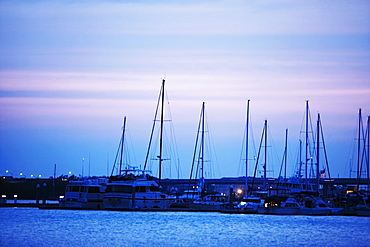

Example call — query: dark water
[1,208,369,247]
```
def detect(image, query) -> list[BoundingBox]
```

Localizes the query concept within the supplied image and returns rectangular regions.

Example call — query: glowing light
[5,170,13,176]
[236,189,243,194]
[2,195,6,198]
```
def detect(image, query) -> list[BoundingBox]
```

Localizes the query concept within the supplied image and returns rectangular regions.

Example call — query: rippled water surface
[1,208,369,247]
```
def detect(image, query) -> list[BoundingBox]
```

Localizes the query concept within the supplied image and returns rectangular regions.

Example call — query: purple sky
[0,0,369,179]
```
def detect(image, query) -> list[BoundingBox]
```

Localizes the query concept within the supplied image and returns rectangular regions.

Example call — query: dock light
[30,175,34,178]
[2,195,6,198]
[6,170,13,176]
[236,189,243,194]
[14,195,18,203]
[38,175,42,178]
[59,196,64,200]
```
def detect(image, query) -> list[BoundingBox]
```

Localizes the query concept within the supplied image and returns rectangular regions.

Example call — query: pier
[1,176,368,201]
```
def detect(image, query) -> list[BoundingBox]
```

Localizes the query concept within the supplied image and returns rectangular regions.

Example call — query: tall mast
[316,113,320,193]
[367,116,370,188]
[284,128,288,180]
[201,102,205,188]
[263,119,267,190]
[305,100,309,184]
[299,139,302,178]
[159,79,165,184]
[119,116,126,175]
[357,108,362,182]
[245,100,250,196]
[188,102,206,198]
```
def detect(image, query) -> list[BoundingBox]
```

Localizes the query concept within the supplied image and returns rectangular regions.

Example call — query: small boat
[355,194,370,216]
[190,193,228,211]
[297,195,332,215]
[170,189,201,208]
[356,205,370,216]
[59,179,107,210]
[257,196,300,215]
[178,189,202,201]
[235,196,264,213]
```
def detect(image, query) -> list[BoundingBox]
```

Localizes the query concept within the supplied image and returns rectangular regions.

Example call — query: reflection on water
[1,208,369,247]
[4,200,59,204]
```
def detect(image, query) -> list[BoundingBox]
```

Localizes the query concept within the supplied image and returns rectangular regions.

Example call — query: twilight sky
[0,0,369,179]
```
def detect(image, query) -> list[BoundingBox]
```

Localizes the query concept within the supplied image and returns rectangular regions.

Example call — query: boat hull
[103,196,173,210]
[356,207,370,216]
[257,207,300,215]
[189,202,227,211]
[59,200,103,210]
[299,208,331,215]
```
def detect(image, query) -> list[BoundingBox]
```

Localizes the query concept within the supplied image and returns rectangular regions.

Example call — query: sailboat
[235,100,265,213]
[257,128,299,215]
[354,110,370,216]
[258,101,332,215]
[291,103,333,215]
[270,101,320,195]
[188,102,228,210]
[255,120,297,214]
[103,80,175,210]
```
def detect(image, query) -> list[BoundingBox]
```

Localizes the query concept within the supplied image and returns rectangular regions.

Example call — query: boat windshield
[243,199,261,203]
[106,185,132,193]
[88,187,101,193]
[149,186,160,192]
[66,186,82,192]
[136,186,147,192]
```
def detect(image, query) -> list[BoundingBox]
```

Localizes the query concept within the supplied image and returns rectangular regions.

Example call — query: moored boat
[297,195,332,215]
[257,196,300,215]
[186,102,227,211]
[59,179,107,210]
[103,172,174,210]
[355,193,370,216]
[235,195,265,213]
[356,206,370,216]
[190,193,228,211]
[104,79,176,210]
